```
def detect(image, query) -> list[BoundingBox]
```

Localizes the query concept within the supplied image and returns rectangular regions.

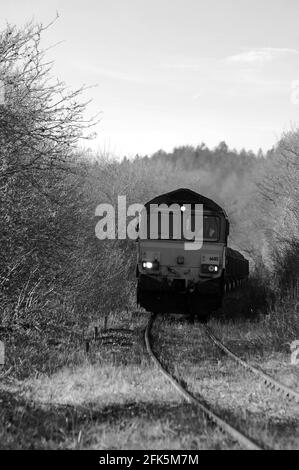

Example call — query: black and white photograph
[0,0,298,457]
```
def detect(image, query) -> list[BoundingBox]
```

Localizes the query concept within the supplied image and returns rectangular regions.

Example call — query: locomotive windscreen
[142,209,220,241]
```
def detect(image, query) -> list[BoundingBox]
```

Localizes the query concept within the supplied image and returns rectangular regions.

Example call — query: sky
[1,0,299,157]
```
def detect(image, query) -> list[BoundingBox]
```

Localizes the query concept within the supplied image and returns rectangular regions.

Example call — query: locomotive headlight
[142,261,153,269]
[208,265,218,272]
[142,260,160,270]
[202,263,219,274]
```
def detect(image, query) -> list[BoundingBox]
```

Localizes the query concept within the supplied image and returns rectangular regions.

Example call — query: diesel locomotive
[136,188,248,316]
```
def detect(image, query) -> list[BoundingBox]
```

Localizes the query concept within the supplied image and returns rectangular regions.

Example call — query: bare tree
[0,20,98,319]
[0,20,97,186]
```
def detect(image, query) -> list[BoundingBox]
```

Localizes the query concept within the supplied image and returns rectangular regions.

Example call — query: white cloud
[72,62,145,83]
[162,63,202,70]
[160,57,214,71]
[225,48,299,64]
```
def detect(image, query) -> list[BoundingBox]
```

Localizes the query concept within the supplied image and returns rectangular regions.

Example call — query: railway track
[145,313,299,450]
[145,313,263,450]
[202,325,299,403]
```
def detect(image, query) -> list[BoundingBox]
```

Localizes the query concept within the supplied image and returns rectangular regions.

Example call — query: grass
[152,315,299,450]
[0,285,299,449]
[214,291,299,355]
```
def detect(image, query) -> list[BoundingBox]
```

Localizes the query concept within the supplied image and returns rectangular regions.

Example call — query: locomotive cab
[136,188,231,315]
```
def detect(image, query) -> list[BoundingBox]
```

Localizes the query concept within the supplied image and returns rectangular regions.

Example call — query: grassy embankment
[0,280,299,450]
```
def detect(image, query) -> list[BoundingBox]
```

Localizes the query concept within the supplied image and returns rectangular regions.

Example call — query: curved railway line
[145,313,299,450]
[202,325,299,403]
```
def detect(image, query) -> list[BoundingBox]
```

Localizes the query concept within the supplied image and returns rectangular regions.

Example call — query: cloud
[160,57,214,71]
[162,63,202,70]
[72,62,145,83]
[225,48,299,64]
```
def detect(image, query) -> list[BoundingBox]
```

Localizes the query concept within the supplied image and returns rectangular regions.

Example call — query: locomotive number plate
[201,253,220,265]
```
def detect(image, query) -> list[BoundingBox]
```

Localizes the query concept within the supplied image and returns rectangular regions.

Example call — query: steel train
[136,188,249,316]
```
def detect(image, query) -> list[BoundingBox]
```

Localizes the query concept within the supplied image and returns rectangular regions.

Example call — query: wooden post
[0,341,4,366]
[94,326,98,341]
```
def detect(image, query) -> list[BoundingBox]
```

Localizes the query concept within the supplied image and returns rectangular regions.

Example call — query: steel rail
[203,325,299,403]
[145,313,263,450]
